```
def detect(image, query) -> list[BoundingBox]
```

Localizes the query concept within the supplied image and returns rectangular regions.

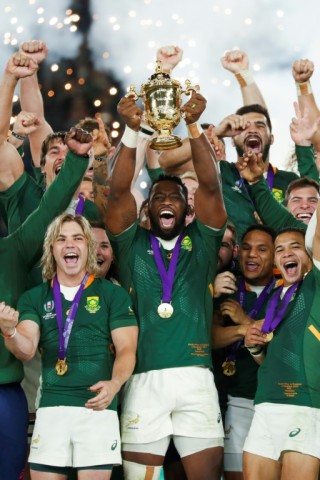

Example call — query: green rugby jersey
[17,277,137,409]
[108,220,224,373]
[0,152,89,385]
[255,266,320,407]
[213,279,278,400]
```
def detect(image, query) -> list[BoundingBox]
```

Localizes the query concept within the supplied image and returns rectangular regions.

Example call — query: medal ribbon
[261,280,301,334]
[150,233,183,303]
[226,277,276,361]
[53,272,89,360]
[75,194,85,215]
[266,164,275,190]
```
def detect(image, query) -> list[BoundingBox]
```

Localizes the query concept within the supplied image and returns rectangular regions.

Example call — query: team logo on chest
[85,296,101,313]
[181,235,192,251]
[44,300,54,312]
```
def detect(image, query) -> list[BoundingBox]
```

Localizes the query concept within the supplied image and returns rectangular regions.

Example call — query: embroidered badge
[271,188,284,203]
[181,235,192,251]
[85,296,101,313]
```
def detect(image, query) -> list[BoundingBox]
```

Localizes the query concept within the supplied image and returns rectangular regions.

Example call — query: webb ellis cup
[126,61,196,150]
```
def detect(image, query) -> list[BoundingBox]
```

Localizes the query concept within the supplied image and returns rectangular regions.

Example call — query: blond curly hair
[41,213,100,280]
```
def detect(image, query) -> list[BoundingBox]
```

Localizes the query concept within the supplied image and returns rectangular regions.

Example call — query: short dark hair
[148,174,188,204]
[241,224,277,244]
[285,177,320,204]
[275,226,306,240]
[40,132,67,167]
[235,104,272,132]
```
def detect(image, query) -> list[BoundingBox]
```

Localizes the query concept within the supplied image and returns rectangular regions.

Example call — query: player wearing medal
[0,213,138,479]
[242,223,320,480]
[99,87,227,480]
[212,224,278,480]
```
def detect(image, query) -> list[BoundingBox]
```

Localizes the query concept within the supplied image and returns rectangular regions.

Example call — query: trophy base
[150,135,182,150]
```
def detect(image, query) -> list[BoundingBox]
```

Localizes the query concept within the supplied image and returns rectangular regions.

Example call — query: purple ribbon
[150,233,183,303]
[226,277,275,361]
[266,164,275,190]
[261,280,301,334]
[53,272,89,360]
[75,194,85,215]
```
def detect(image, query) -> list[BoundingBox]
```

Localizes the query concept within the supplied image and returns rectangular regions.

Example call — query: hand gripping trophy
[126,60,197,150]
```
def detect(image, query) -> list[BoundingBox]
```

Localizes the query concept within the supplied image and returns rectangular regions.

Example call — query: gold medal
[157,302,174,319]
[265,331,274,342]
[222,360,236,376]
[55,358,68,376]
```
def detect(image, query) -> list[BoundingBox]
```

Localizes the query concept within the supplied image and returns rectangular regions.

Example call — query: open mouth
[296,213,312,223]
[245,261,259,272]
[97,257,104,267]
[244,136,261,154]
[159,210,175,229]
[64,253,79,265]
[284,261,298,276]
[54,163,63,175]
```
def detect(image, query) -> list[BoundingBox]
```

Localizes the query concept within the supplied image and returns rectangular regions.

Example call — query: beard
[235,142,271,163]
[149,211,187,241]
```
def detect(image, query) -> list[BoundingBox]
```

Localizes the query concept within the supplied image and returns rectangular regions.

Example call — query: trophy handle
[125,84,140,100]
[182,79,199,96]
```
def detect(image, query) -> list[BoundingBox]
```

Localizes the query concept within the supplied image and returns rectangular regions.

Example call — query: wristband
[139,125,155,140]
[235,69,254,88]
[245,344,262,354]
[1,327,17,339]
[187,122,203,139]
[249,347,264,357]
[296,81,312,96]
[11,131,26,141]
[121,125,138,148]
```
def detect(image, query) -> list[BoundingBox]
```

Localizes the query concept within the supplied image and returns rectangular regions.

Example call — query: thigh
[0,383,28,480]
[281,452,319,480]
[243,452,281,480]
[181,446,223,480]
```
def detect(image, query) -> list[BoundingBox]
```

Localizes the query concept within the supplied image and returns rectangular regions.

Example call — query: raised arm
[0,304,39,362]
[19,40,52,168]
[221,50,266,107]
[181,91,226,228]
[0,51,38,191]
[290,101,320,180]
[104,95,143,234]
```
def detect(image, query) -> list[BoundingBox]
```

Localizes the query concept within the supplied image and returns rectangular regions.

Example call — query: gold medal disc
[265,331,274,342]
[222,360,236,376]
[55,358,68,376]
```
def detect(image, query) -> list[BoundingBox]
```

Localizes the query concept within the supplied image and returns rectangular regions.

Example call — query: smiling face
[240,229,275,286]
[182,177,198,225]
[232,112,273,162]
[217,227,238,272]
[286,186,319,224]
[274,231,312,286]
[92,227,113,278]
[42,139,69,187]
[52,220,88,286]
[148,179,188,240]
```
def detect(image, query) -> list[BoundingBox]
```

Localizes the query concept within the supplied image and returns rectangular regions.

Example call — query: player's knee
[123,460,162,480]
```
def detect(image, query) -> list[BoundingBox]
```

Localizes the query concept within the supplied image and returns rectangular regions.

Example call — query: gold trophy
[126,61,196,150]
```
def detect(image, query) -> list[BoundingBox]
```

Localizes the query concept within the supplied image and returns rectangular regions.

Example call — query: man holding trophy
[103,54,227,480]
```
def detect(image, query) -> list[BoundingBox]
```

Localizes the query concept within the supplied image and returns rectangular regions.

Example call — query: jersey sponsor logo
[147,249,154,255]
[31,434,41,450]
[44,300,54,312]
[181,235,192,251]
[289,427,301,438]
[111,440,118,451]
[85,296,101,313]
